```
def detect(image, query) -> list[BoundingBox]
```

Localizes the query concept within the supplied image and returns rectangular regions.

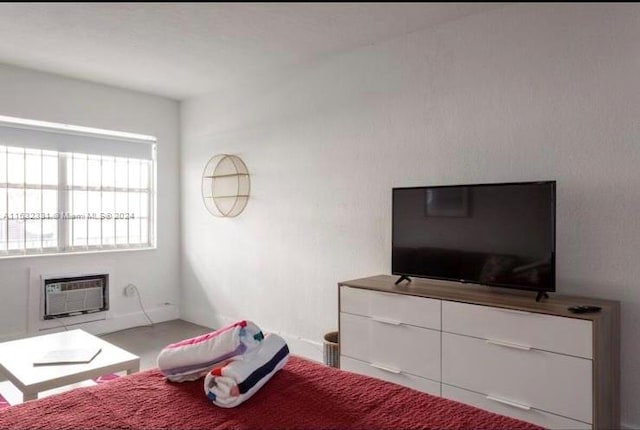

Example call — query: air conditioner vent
[43,274,109,319]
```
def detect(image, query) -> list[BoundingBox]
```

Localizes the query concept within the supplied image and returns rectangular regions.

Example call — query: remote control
[568,305,602,314]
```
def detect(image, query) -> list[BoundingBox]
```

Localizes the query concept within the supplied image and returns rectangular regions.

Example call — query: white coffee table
[0,329,139,403]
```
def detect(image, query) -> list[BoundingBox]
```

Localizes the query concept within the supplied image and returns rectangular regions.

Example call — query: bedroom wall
[180,3,640,427]
[0,63,181,340]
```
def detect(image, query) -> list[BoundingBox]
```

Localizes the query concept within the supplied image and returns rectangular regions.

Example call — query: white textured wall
[180,4,640,426]
[0,63,181,339]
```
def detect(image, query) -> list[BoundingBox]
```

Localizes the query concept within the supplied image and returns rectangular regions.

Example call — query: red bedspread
[0,356,541,430]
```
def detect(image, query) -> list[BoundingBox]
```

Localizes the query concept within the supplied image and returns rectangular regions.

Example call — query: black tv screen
[392,181,556,293]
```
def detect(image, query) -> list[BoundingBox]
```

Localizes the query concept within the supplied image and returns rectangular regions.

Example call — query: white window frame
[0,115,157,258]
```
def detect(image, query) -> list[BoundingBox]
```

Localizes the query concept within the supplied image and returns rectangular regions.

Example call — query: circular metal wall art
[201,154,250,217]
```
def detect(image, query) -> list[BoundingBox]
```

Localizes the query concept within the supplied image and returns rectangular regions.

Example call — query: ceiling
[0,3,505,100]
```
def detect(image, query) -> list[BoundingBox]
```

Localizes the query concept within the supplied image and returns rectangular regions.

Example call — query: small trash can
[323,331,339,368]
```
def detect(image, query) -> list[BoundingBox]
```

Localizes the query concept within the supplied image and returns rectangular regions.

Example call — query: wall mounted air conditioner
[43,274,109,319]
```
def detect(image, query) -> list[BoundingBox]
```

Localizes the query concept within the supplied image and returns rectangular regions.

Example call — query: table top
[0,329,139,391]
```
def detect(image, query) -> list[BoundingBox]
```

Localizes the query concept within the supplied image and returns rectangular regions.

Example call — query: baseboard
[0,331,27,343]
[3,305,180,341]
[181,311,323,363]
[179,309,232,333]
[78,305,181,336]
[271,330,323,363]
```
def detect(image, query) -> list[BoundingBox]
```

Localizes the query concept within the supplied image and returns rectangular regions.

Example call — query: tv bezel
[391,180,556,294]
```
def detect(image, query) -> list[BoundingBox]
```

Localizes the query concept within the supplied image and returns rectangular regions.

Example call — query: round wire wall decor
[201,154,250,217]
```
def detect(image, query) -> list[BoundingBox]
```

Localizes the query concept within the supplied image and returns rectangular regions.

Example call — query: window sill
[0,245,157,260]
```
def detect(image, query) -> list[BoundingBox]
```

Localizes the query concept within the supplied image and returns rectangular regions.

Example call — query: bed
[0,356,541,429]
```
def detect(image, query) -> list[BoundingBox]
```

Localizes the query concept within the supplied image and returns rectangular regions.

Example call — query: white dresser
[338,275,619,429]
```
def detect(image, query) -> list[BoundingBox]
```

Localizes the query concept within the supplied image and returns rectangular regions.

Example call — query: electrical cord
[127,283,154,326]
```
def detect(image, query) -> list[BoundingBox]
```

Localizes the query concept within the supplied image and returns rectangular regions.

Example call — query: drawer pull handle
[371,316,402,326]
[497,308,533,316]
[486,395,532,411]
[486,339,532,351]
[370,363,402,374]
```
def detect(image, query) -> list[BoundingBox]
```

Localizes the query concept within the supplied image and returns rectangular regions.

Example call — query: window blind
[0,120,154,160]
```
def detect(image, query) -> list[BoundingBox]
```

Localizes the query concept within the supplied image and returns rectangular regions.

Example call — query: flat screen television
[392,181,555,299]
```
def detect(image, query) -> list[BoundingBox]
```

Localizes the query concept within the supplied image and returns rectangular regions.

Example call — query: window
[0,147,59,252]
[0,116,156,257]
[66,154,152,248]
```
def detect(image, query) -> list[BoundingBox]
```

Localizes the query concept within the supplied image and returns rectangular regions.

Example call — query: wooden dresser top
[338,275,619,321]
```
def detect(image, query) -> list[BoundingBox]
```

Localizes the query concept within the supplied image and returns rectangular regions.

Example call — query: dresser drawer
[443,301,592,358]
[340,286,440,329]
[442,384,591,429]
[442,332,592,423]
[340,312,440,381]
[341,356,441,397]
